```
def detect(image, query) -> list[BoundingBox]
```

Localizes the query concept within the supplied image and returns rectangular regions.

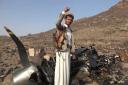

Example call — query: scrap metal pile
[4,27,128,85]
[40,45,127,85]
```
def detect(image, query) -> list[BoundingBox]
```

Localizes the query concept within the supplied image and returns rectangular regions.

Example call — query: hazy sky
[0,0,119,36]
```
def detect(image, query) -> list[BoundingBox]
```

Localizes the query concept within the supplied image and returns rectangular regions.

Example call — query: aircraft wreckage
[4,26,128,85]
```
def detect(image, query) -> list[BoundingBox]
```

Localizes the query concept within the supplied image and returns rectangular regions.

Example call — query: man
[54,7,75,85]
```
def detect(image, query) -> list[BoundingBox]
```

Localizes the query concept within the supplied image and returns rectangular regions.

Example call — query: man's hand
[71,50,76,59]
[64,7,70,12]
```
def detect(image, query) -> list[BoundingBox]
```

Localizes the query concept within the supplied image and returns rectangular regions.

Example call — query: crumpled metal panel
[12,65,38,85]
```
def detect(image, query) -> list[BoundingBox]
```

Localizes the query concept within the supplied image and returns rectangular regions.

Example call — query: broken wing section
[4,26,30,67]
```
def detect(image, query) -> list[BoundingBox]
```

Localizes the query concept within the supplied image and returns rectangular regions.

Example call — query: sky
[0,0,119,36]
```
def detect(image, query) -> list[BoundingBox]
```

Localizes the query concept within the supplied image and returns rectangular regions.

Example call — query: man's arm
[71,34,75,53]
[56,12,65,30]
[56,7,70,30]
[71,34,76,59]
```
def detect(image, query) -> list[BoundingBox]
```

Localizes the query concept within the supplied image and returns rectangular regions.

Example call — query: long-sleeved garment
[54,11,74,85]
[55,11,75,51]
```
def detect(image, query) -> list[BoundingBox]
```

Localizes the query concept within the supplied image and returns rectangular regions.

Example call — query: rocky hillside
[79,0,128,58]
[71,0,128,56]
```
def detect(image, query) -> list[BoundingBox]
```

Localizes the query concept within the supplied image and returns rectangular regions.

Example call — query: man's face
[65,16,73,26]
